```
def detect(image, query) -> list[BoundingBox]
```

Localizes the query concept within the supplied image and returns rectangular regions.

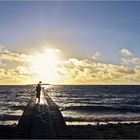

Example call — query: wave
[64,115,140,122]
[0,114,20,121]
[10,105,25,110]
[61,105,140,113]
[1,85,140,125]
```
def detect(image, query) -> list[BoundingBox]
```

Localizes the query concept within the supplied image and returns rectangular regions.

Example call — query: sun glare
[31,48,61,84]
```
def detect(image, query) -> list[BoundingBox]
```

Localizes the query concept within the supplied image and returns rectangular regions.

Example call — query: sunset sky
[0,1,140,85]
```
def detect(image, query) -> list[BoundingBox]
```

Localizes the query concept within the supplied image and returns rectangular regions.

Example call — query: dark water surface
[0,85,140,125]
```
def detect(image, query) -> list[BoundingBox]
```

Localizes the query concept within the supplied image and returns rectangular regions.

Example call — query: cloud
[0,46,139,84]
[0,66,35,84]
[121,48,132,57]
[131,57,140,65]
[57,57,140,84]
[92,51,100,60]
[121,48,140,67]
[0,47,35,84]
[0,49,32,62]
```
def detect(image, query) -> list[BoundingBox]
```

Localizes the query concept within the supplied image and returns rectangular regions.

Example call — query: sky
[0,1,140,85]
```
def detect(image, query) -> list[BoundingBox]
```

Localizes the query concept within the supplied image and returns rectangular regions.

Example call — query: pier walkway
[15,91,69,139]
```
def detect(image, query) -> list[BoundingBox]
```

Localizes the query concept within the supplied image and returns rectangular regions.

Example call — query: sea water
[0,85,140,125]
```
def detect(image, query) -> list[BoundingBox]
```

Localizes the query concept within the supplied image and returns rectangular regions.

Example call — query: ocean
[0,85,140,125]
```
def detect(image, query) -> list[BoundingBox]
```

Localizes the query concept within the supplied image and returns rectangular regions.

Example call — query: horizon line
[0,84,140,86]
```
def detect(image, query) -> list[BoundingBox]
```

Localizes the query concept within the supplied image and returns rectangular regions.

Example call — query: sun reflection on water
[36,91,47,105]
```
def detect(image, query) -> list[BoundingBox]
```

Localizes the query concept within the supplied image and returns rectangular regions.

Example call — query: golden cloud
[0,49,32,62]
[0,47,140,84]
[57,57,140,84]
[0,48,35,84]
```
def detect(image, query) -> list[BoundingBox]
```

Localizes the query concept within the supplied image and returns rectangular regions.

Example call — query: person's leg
[36,97,38,103]
[36,93,38,103]
[38,95,40,103]
[38,92,41,103]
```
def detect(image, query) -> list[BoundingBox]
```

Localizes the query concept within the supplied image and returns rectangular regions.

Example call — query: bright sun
[30,48,61,84]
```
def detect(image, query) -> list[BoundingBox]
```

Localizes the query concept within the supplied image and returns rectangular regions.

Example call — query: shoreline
[1,122,140,139]
[1,120,140,126]
[66,120,140,126]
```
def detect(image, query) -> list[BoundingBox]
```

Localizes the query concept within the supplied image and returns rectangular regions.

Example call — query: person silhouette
[35,81,42,103]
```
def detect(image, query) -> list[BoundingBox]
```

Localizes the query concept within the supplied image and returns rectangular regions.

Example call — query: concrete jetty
[15,91,70,139]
